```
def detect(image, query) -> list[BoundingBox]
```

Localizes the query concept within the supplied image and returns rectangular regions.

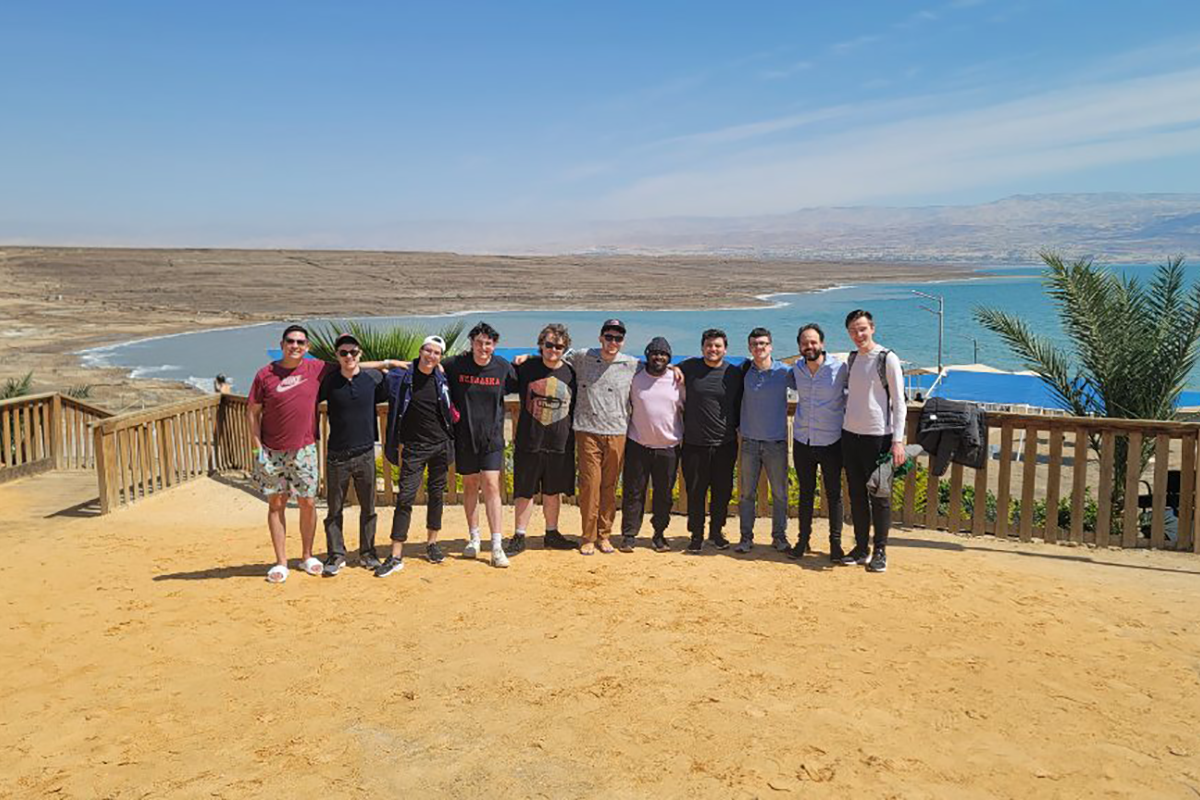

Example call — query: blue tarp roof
[926,370,1200,410]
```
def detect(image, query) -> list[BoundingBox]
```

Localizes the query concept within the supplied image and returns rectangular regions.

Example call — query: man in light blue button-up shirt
[789,323,848,563]
[737,327,793,553]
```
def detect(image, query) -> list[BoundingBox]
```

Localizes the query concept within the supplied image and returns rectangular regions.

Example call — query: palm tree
[308,320,467,363]
[975,252,1200,520]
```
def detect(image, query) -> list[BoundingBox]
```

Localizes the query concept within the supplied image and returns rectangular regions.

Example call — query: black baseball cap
[601,318,626,334]
[334,333,361,349]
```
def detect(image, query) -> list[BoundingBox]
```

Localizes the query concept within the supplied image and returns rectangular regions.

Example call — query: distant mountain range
[455,193,1200,262]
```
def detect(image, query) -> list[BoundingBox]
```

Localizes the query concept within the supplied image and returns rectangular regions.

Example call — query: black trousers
[620,440,680,538]
[680,440,738,540]
[841,430,892,552]
[324,448,378,559]
[391,440,451,542]
[792,439,843,549]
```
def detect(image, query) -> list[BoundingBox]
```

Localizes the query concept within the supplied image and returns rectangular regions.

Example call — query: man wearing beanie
[620,337,684,552]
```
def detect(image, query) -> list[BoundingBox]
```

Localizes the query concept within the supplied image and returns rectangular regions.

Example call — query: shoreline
[0,246,986,408]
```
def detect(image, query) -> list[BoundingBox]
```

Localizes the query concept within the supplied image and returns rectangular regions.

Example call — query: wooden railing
[85,393,1200,553]
[0,392,113,483]
[898,409,1200,553]
[93,395,221,513]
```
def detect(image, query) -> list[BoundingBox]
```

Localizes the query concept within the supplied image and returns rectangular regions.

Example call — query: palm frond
[309,320,466,363]
[0,372,33,400]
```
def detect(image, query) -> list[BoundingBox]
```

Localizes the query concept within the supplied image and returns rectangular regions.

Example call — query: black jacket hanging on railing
[916,398,988,476]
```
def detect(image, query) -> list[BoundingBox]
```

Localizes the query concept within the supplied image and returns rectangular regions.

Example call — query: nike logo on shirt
[276,376,307,393]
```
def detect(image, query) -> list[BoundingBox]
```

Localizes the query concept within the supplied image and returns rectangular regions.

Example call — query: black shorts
[455,441,504,475]
[513,449,576,498]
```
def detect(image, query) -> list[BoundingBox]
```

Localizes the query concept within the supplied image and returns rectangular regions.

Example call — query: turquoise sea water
[82,263,1199,394]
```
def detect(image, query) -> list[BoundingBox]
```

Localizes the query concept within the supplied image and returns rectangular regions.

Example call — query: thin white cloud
[759,60,813,80]
[831,34,881,54]
[598,66,1200,217]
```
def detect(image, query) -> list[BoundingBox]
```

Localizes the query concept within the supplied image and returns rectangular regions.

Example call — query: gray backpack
[847,349,893,416]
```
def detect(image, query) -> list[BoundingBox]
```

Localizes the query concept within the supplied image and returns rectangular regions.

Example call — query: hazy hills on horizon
[530,193,1200,263]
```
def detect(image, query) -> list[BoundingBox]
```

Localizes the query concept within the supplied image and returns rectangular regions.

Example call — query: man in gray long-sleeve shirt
[571,319,640,554]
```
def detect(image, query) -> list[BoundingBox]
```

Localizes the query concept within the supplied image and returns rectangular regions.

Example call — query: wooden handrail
[0,392,59,408]
[96,394,221,434]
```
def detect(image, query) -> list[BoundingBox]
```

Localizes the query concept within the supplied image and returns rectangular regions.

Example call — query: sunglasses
[337,348,360,358]
[284,338,308,346]
[542,342,567,351]
[603,333,624,343]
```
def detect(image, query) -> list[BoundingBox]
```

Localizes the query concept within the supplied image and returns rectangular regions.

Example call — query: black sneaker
[617,535,636,553]
[374,555,405,577]
[772,537,791,552]
[651,534,671,552]
[785,542,806,560]
[322,554,346,576]
[504,533,526,557]
[360,551,383,571]
[685,536,703,554]
[828,545,846,564]
[839,547,869,566]
[543,529,577,550]
[709,534,731,550]
[426,542,446,564]
[866,549,888,573]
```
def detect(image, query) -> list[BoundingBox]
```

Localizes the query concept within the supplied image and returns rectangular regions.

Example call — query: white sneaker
[463,538,480,559]
[492,547,510,568]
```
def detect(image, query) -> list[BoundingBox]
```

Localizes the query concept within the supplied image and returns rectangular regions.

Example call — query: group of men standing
[245,309,906,583]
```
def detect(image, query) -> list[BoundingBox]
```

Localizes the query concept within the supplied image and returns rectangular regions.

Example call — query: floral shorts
[256,444,320,499]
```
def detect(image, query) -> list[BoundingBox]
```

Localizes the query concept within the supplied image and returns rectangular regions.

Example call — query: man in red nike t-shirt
[248,324,337,583]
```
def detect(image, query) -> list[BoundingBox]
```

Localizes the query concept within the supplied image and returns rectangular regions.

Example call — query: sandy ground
[3,471,1200,799]
[0,246,975,410]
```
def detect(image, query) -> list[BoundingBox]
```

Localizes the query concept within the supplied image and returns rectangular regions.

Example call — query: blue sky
[3,1,1200,248]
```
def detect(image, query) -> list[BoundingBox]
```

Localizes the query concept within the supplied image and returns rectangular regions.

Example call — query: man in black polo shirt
[678,328,745,553]
[319,333,389,575]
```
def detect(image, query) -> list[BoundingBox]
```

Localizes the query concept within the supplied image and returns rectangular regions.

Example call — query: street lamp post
[911,289,944,374]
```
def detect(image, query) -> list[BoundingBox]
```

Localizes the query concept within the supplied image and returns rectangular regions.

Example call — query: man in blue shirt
[737,327,793,553]
[789,323,848,562]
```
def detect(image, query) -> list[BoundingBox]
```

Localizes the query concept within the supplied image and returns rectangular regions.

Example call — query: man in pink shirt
[247,324,338,583]
[620,337,684,552]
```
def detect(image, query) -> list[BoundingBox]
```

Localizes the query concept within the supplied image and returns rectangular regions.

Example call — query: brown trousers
[576,431,627,543]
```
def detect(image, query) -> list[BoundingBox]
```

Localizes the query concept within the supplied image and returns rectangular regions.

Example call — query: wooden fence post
[94,425,119,514]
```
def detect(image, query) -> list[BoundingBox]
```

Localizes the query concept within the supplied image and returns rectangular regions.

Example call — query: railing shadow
[890,533,1200,575]
[45,497,103,519]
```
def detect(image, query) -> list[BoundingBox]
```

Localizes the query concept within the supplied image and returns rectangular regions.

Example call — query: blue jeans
[739,438,789,541]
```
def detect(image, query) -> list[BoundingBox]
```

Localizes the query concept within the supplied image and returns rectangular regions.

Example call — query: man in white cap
[377,335,458,577]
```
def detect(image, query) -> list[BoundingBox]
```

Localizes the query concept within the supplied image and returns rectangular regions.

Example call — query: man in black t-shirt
[505,323,579,557]
[442,321,518,567]
[678,328,744,553]
[318,333,389,576]
[375,336,457,577]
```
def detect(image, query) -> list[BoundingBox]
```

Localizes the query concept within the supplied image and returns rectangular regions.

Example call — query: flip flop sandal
[598,542,615,554]
[266,564,289,583]
[299,557,323,576]
[579,545,596,556]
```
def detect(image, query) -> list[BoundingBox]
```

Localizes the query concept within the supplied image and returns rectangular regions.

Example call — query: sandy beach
[3,471,1200,798]
[0,246,976,408]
